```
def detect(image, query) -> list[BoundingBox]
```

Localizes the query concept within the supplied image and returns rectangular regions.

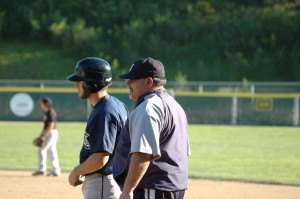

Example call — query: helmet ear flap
[83,81,104,93]
[82,82,95,93]
[97,74,110,89]
[82,82,91,93]
[89,74,111,93]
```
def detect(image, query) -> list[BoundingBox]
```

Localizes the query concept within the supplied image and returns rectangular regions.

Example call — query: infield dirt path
[0,170,299,199]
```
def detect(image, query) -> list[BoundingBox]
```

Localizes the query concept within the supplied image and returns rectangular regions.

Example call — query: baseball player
[32,96,61,176]
[113,57,191,199]
[67,57,128,199]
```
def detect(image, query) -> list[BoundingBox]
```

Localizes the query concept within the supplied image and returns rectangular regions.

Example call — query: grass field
[0,122,299,186]
[188,125,300,186]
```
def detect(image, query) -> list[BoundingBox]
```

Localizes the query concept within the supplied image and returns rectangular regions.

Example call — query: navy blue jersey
[80,94,128,175]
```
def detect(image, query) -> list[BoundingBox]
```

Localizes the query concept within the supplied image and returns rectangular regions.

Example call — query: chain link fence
[0,79,299,126]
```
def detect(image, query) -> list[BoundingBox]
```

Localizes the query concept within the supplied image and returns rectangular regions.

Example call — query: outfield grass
[0,122,299,186]
[188,125,300,186]
[0,122,83,171]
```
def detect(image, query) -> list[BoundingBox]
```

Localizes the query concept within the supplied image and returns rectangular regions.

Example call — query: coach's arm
[120,152,152,199]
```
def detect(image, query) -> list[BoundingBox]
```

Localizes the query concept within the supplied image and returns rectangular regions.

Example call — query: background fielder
[32,96,61,176]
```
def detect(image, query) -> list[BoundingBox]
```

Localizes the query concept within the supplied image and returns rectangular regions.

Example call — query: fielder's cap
[39,96,52,105]
[119,57,165,79]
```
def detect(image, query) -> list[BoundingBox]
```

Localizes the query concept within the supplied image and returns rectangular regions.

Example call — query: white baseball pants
[37,129,61,175]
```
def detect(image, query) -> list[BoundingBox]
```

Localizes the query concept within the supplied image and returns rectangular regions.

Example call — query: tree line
[0,0,299,81]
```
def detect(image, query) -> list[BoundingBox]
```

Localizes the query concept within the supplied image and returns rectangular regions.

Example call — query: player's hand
[68,169,81,187]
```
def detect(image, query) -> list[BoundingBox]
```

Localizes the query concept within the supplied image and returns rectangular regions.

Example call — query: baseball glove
[32,137,44,147]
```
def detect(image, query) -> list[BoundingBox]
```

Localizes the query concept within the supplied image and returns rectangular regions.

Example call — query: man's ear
[146,77,154,88]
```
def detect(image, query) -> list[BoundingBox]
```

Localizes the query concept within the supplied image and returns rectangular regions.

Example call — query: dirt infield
[0,170,299,199]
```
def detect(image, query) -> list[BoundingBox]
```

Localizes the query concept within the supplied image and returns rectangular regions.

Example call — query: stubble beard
[79,89,89,99]
[129,88,138,102]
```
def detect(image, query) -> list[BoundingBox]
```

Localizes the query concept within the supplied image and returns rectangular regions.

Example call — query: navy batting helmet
[67,57,112,93]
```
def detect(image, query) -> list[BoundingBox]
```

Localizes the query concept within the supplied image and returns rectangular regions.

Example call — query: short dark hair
[39,96,53,107]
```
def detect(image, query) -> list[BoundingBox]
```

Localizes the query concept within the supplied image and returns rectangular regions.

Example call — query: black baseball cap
[119,57,165,79]
[39,96,52,105]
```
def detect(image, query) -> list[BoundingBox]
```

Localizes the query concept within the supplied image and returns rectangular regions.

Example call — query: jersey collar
[135,88,166,108]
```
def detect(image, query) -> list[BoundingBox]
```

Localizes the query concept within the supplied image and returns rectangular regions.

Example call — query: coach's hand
[119,191,133,199]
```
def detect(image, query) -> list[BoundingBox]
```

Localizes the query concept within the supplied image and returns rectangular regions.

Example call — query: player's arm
[120,152,152,199]
[68,152,109,186]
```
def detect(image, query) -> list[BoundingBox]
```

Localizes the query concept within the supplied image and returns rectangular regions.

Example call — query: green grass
[0,122,83,171]
[188,125,300,186]
[0,122,299,186]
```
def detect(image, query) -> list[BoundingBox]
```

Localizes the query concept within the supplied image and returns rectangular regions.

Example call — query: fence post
[87,100,92,120]
[169,89,175,99]
[250,83,255,103]
[231,96,238,125]
[199,85,203,93]
[293,98,299,126]
[40,82,44,90]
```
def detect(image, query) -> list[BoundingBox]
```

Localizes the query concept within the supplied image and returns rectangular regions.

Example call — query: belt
[83,173,113,181]
[84,172,111,177]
